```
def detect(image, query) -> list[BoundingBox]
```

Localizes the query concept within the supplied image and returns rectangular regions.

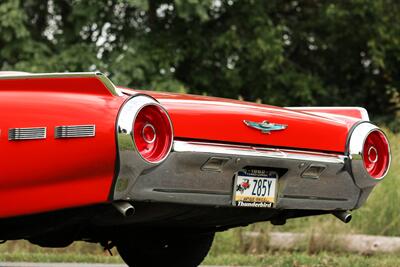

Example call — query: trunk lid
[121,89,356,153]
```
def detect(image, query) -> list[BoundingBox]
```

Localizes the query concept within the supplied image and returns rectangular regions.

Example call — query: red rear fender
[0,73,126,218]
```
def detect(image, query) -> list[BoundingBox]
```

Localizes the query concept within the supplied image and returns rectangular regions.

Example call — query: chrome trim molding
[358,108,370,121]
[142,124,156,144]
[0,71,31,76]
[173,141,346,164]
[117,95,174,164]
[55,125,96,138]
[8,127,46,141]
[287,107,370,121]
[348,122,391,187]
[0,72,122,96]
[114,95,174,199]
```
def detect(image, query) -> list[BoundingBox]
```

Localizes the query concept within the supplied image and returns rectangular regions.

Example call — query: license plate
[233,169,278,208]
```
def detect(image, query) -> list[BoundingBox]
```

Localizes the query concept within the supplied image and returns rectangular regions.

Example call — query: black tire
[116,231,215,267]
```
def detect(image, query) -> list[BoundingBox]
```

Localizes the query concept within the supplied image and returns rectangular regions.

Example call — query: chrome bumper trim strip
[173,140,347,164]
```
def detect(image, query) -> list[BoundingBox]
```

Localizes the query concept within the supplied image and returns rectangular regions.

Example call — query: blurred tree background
[0,0,399,128]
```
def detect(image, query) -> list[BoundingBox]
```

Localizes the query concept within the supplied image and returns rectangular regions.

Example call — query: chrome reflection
[367,146,378,163]
[142,123,156,144]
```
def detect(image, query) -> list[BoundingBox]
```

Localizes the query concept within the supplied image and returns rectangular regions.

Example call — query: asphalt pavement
[0,264,125,267]
[0,264,228,267]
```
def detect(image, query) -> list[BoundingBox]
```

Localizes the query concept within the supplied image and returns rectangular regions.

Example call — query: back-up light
[362,130,390,179]
[133,105,173,163]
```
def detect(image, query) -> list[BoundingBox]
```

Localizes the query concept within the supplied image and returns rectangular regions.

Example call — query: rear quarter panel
[0,77,125,218]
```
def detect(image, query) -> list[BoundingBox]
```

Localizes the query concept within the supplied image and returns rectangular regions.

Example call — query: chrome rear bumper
[114,140,377,211]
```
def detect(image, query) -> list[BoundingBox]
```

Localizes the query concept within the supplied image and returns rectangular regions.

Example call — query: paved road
[0,264,229,267]
[0,264,126,267]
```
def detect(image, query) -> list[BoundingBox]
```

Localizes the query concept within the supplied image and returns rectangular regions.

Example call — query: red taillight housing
[133,104,173,163]
[362,130,390,179]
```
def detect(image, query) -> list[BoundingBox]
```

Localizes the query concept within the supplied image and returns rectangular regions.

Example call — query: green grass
[0,241,121,263]
[204,252,400,267]
[2,250,400,267]
[0,252,122,264]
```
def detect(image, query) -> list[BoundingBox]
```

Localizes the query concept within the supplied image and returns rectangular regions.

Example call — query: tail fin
[287,107,369,121]
[0,72,121,96]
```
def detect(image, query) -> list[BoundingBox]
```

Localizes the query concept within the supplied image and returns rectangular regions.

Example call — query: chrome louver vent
[8,127,47,141]
[55,125,96,138]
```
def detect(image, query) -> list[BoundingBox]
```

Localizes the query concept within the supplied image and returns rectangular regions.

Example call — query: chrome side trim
[8,127,46,141]
[55,125,96,138]
[0,72,122,96]
[173,141,346,164]
[0,71,31,76]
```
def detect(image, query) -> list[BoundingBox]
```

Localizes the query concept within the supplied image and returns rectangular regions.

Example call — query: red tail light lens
[133,104,173,163]
[362,130,390,179]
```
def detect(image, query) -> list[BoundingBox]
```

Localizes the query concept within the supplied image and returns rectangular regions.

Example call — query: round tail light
[133,104,173,163]
[362,130,390,179]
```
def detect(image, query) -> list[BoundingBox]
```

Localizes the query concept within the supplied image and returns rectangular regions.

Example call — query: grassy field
[204,252,400,267]
[2,247,400,267]
[0,130,398,266]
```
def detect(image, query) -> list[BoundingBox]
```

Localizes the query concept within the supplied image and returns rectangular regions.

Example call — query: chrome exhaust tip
[332,211,352,223]
[113,201,135,217]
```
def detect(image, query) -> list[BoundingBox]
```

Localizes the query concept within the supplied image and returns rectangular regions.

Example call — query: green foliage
[0,0,399,123]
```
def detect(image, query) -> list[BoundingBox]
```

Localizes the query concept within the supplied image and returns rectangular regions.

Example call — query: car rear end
[111,91,391,226]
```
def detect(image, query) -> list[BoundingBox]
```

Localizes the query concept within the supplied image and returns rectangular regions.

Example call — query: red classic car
[0,72,391,266]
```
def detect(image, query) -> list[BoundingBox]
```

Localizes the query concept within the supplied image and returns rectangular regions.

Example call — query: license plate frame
[232,169,278,208]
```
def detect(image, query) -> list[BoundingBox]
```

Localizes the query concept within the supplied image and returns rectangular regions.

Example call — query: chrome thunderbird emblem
[243,120,288,134]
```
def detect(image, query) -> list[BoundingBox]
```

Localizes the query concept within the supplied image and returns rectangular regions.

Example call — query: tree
[0,0,399,128]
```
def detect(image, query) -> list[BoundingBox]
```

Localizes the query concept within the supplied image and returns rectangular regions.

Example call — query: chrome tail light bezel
[114,95,174,199]
[347,122,391,188]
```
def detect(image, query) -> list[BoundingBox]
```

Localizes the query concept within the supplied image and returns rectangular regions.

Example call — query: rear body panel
[120,89,359,153]
[112,89,378,214]
[0,75,126,218]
